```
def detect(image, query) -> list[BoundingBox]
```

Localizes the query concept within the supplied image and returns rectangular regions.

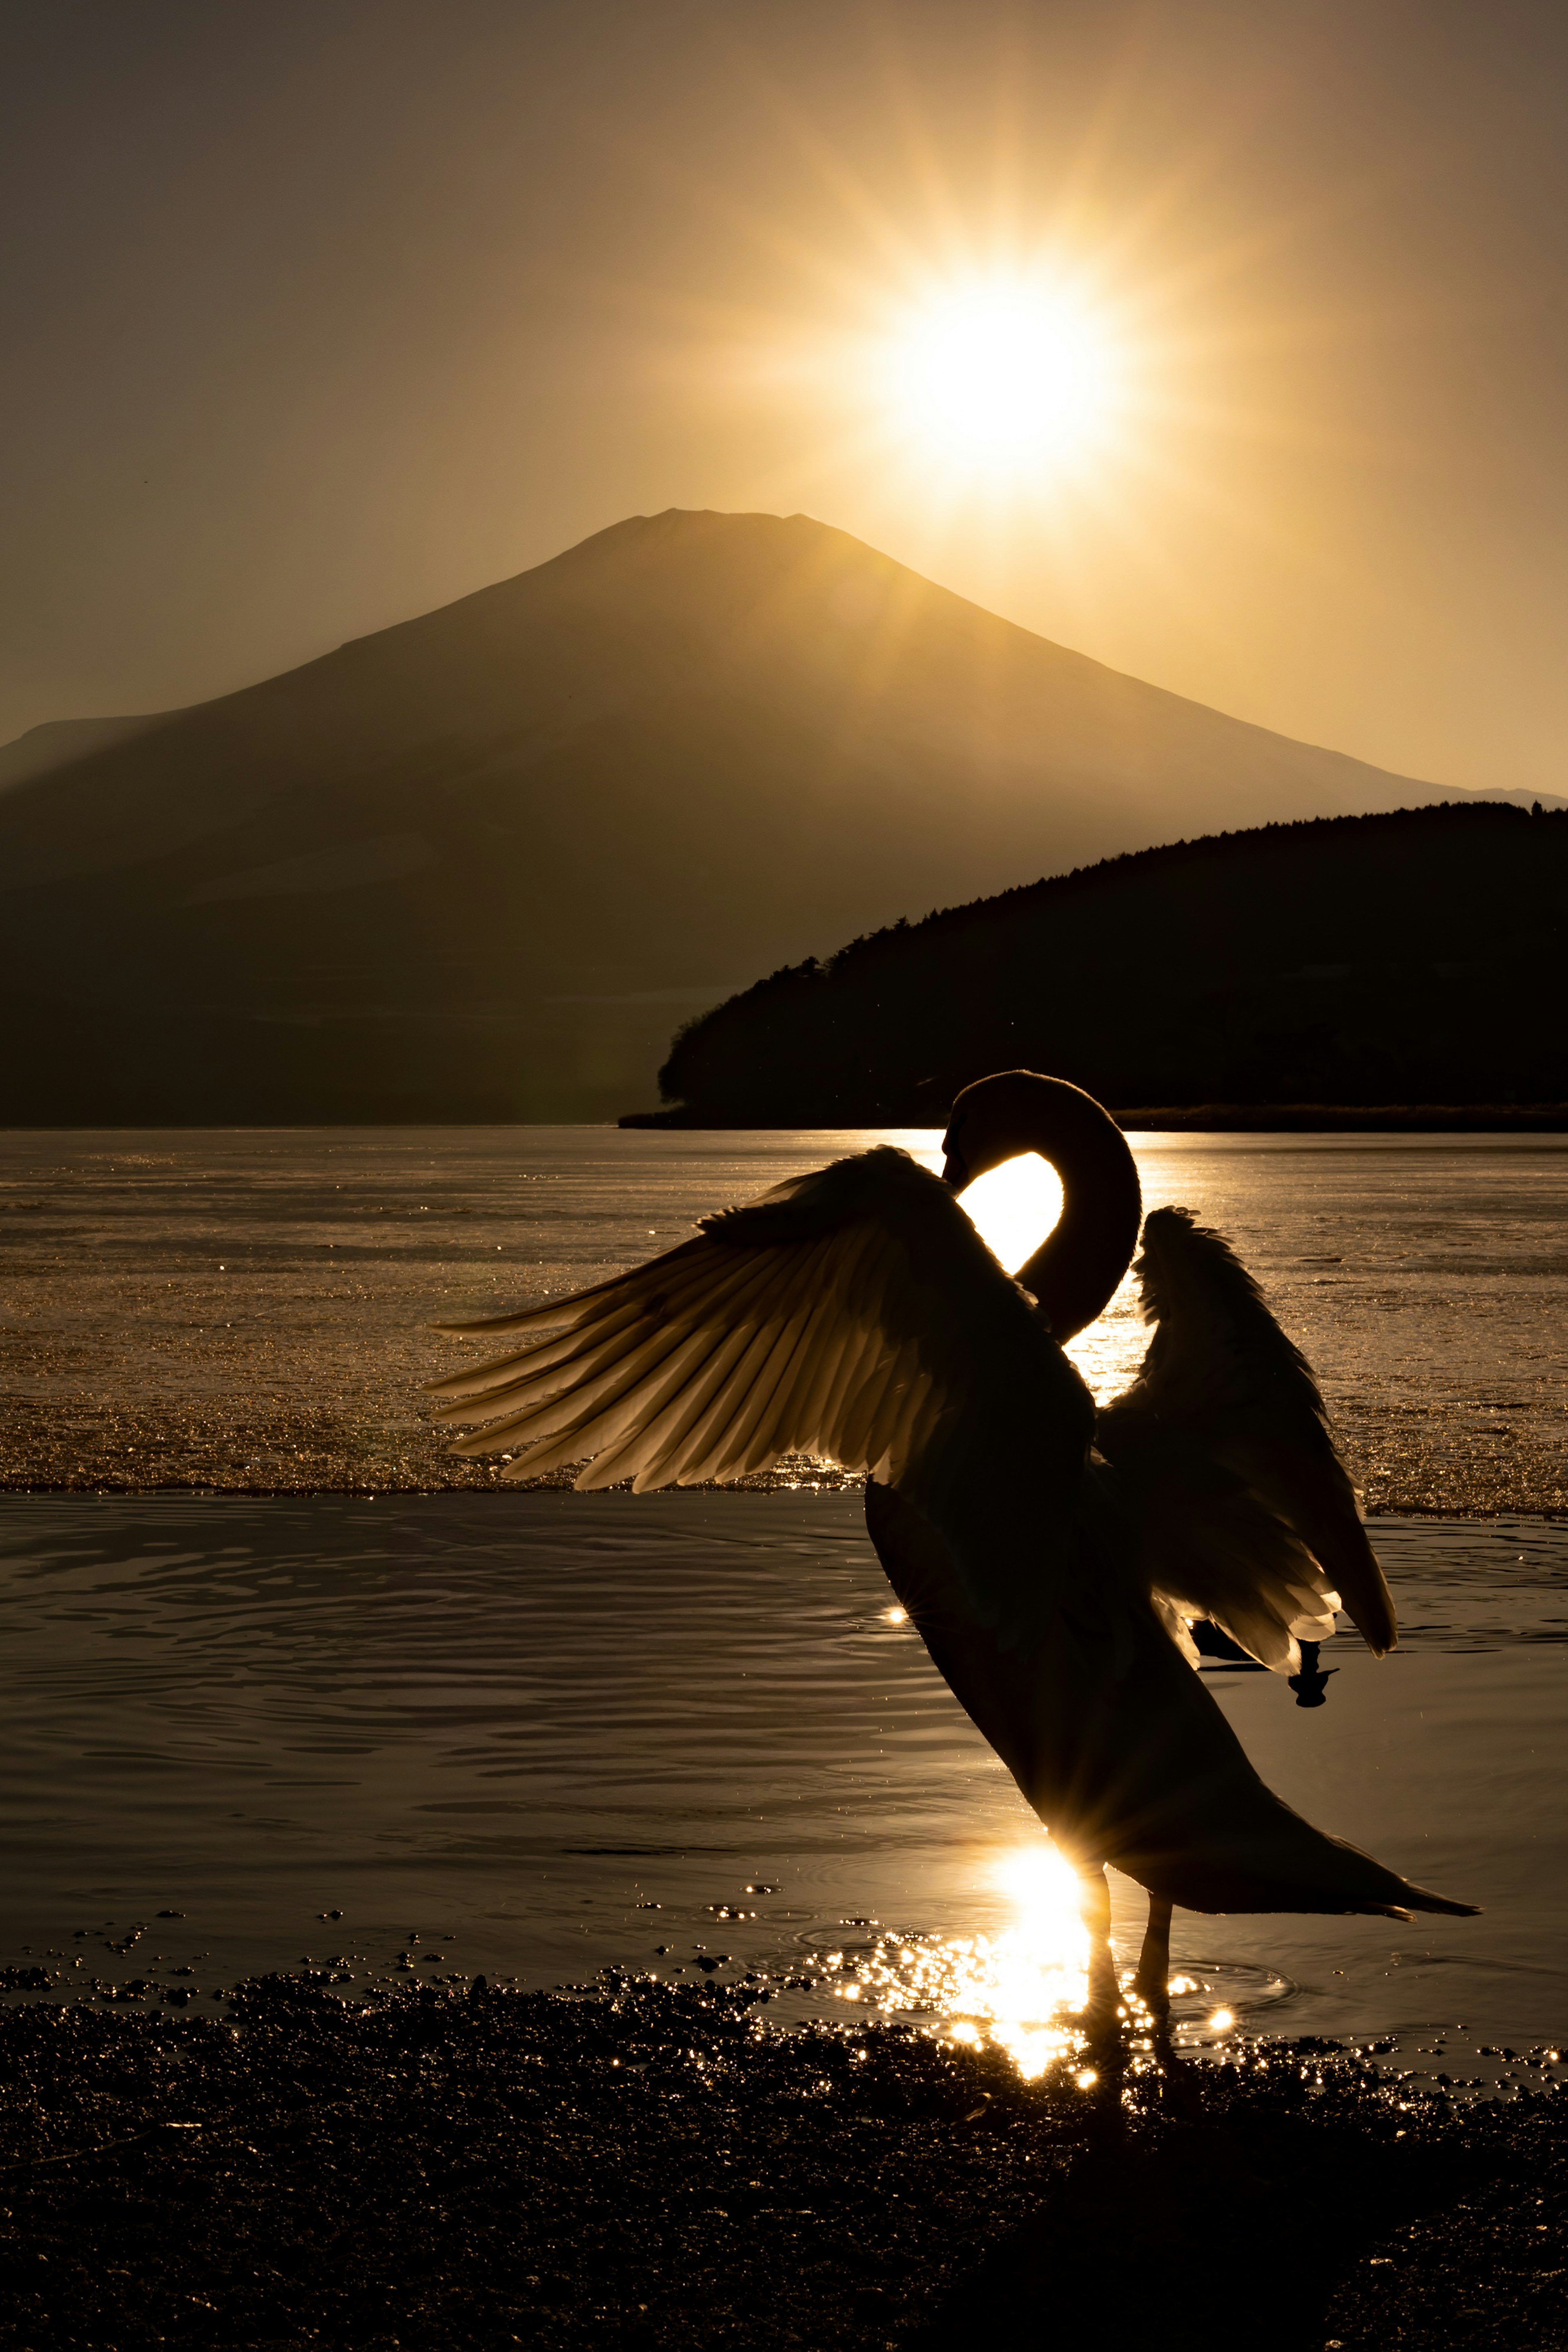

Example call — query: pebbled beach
[0,1969,1565,2350]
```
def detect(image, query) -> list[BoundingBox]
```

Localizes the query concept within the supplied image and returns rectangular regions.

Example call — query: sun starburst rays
[874,272,1130,482]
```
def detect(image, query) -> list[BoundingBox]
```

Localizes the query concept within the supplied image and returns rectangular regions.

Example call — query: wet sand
[0,1968,1564,2350]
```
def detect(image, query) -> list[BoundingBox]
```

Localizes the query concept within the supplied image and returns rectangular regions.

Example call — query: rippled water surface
[1,1491,1564,2083]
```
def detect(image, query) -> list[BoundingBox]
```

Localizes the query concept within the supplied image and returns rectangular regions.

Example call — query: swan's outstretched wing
[428,1146,1095,1647]
[1094,1206,1396,1665]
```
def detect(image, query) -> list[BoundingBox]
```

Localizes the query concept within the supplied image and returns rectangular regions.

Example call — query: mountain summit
[0,508,1457,1121]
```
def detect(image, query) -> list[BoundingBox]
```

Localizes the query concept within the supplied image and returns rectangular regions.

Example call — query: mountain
[654,802,1566,1123]
[0,506,1511,1123]
[0,713,170,801]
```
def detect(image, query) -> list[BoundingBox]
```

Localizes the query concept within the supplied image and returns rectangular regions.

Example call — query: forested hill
[651,802,1565,1124]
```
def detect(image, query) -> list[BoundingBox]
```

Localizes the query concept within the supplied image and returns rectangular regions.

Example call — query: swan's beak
[940,1145,968,1190]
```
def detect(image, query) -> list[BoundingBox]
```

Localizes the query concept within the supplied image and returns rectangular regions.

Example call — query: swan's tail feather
[1100,1785,1481,1919]
[863,1470,1481,1930]
[1113,1827,1480,1919]
[1384,1881,1481,1919]
[1009,1537,1481,1920]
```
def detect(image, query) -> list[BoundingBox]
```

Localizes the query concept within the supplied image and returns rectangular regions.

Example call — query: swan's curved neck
[944,1072,1142,1342]
[1013,1121,1142,1341]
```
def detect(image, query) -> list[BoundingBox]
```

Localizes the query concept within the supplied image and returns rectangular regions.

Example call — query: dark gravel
[0,1971,1563,2350]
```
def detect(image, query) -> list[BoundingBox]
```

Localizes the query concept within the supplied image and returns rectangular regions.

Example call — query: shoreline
[1,1969,1563,2349]
[0,1477,1564,1520]
[622,1104,1568,1132]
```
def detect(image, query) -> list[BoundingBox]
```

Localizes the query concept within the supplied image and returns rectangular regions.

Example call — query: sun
[953,1150,1063,1273]
[879,274,1126,478]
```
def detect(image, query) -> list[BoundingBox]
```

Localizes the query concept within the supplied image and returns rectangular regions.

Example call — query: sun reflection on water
[806,1850,1290,2080]
[825,1845,1093,2080]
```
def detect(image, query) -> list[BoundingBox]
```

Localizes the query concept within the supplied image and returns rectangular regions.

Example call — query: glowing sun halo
[880,279,1124,477]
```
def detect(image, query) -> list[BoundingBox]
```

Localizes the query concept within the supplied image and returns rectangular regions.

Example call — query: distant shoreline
[621,1103,1568,1132]
[0,1106,1561,1133]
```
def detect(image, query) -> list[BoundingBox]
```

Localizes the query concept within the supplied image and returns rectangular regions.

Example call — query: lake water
[0,1129,1564,2093]
[1,1123,1563,1508]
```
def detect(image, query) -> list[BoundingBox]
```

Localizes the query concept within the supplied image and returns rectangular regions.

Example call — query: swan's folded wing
[1096,1441,1342,1672]
[427,1146,1094,1639]
[1094,1206,1396,1659]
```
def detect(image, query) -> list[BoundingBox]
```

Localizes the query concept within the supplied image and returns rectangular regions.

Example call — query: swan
[426,1070,1475,2016]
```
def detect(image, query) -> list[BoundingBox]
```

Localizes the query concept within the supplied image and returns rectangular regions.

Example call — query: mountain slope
[656,802,1566,1121]
[0,713,170,805]
[0,508,1466,1122]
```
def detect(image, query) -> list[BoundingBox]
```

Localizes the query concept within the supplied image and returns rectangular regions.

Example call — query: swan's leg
[1080,1866,1116,2018]
[1134,1894,1173,2017]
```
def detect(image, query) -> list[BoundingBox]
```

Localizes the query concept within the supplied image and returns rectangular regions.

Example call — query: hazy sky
[5,0,1568,792]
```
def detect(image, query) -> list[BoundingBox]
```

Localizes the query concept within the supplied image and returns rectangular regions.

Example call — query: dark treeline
[655,803,1565,1123]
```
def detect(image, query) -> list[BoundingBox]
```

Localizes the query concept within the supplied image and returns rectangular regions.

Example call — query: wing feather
[426,1146,1091,1645]
[431,1230,722,1340]
[1096,1206,1396,1663]
[812,1272,898,1445]
[650,1291,809,1485]
[856,1335,924,1475]
[428,1236,781,1400]
[755,1258,859,1448]
[525,1280,809,1485]
[443,1320,696,1454]
[436,1246,799,1448]
[626,1318,801,1491]
[674,1289,818,1483]
[553,1320,764,1489]
[427,1294,657,1402]
[719,1236,859,1476]
[483,1319,739,1474]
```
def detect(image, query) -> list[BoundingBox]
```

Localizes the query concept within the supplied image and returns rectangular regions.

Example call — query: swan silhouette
[428,1070,1475,2011]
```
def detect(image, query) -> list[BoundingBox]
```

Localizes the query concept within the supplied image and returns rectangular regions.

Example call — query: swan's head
[941,1069,1117,1190]
[941,1076,1027,1185]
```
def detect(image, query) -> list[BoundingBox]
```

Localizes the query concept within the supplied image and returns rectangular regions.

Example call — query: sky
[4,0,1568,794]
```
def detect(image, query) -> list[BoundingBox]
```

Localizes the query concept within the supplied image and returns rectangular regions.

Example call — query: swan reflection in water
[428,1069,1475,2051]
